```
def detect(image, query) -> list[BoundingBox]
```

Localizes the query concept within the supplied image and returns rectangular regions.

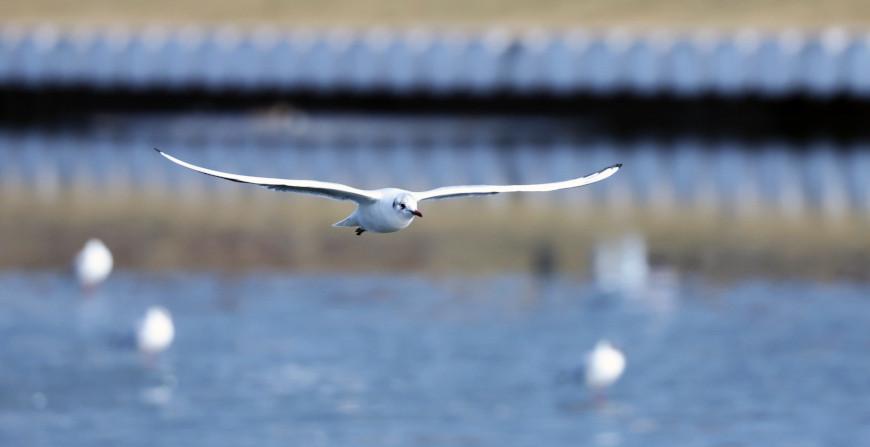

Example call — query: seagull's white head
[392,194,422,219]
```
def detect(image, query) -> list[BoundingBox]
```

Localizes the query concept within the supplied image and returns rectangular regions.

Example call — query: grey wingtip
[153,148,174,161]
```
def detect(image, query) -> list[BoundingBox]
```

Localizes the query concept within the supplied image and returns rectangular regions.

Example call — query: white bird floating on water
[73,238,113,293]
[137,306,175,357]
[585,340,626,397]
[155,149,621,235]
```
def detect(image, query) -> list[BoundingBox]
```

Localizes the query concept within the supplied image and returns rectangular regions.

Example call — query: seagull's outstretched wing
[414,163,622,201]
[155,149,381,203]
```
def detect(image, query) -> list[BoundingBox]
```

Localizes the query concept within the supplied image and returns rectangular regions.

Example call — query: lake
[0,272,868,446]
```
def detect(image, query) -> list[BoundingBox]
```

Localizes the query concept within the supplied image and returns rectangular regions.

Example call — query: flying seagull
[155,149,621,235]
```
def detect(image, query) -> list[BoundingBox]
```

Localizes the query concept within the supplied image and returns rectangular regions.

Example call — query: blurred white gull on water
[73,238,113,294]
[592,232,680,318]
[137,306,175,359]
[593,233,648,296]
[585,340,626,400]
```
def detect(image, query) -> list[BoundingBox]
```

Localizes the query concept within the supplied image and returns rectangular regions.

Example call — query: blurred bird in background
[137,306,175,365]
[585,340,626,404]
[73,238,113,295]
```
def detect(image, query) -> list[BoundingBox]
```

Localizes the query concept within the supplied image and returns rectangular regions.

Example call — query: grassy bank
[2,190,868,280]
[1,0,869,29]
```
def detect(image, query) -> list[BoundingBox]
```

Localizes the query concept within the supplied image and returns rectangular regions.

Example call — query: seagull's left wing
[155,149,381,203]
[414,163,621,201]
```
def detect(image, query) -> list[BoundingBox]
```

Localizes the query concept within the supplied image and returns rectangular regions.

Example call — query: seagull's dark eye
[400,203,406,209]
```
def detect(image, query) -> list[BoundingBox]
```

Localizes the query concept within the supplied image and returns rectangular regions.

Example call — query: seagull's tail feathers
[332,213,359,228]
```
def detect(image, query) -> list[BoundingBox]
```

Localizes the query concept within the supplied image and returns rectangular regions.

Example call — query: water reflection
[1,115,868,220]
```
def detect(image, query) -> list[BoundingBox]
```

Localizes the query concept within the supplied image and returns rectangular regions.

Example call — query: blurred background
[2,1,870,446]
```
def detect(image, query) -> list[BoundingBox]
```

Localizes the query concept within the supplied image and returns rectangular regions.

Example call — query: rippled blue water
[0,272,868,446]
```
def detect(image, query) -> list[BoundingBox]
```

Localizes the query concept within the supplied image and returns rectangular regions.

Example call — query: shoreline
[4,193,868,280]
[2,2,869,30]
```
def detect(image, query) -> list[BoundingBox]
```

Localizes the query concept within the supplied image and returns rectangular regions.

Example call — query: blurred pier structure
[1,115,868,222]
[2,25,869,276]
[1,26,870,97]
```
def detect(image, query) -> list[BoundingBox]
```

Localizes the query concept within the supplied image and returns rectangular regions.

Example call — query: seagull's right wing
[414,163,621,201]
[155,149,381,203]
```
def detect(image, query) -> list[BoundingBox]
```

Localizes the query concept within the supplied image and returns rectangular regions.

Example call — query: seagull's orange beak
[411,210,423,218]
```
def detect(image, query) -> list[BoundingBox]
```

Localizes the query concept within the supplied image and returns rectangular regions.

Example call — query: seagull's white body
[137,306,175,355]
[73,238,113,290]
[155,149,621,235]
[333,188,421,233]
[585,340,626,390]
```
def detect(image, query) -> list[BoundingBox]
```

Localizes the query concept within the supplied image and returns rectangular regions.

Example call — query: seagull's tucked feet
[355,228,366,236]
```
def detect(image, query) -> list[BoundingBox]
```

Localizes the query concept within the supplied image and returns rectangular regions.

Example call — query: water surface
[0,272,868,446]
